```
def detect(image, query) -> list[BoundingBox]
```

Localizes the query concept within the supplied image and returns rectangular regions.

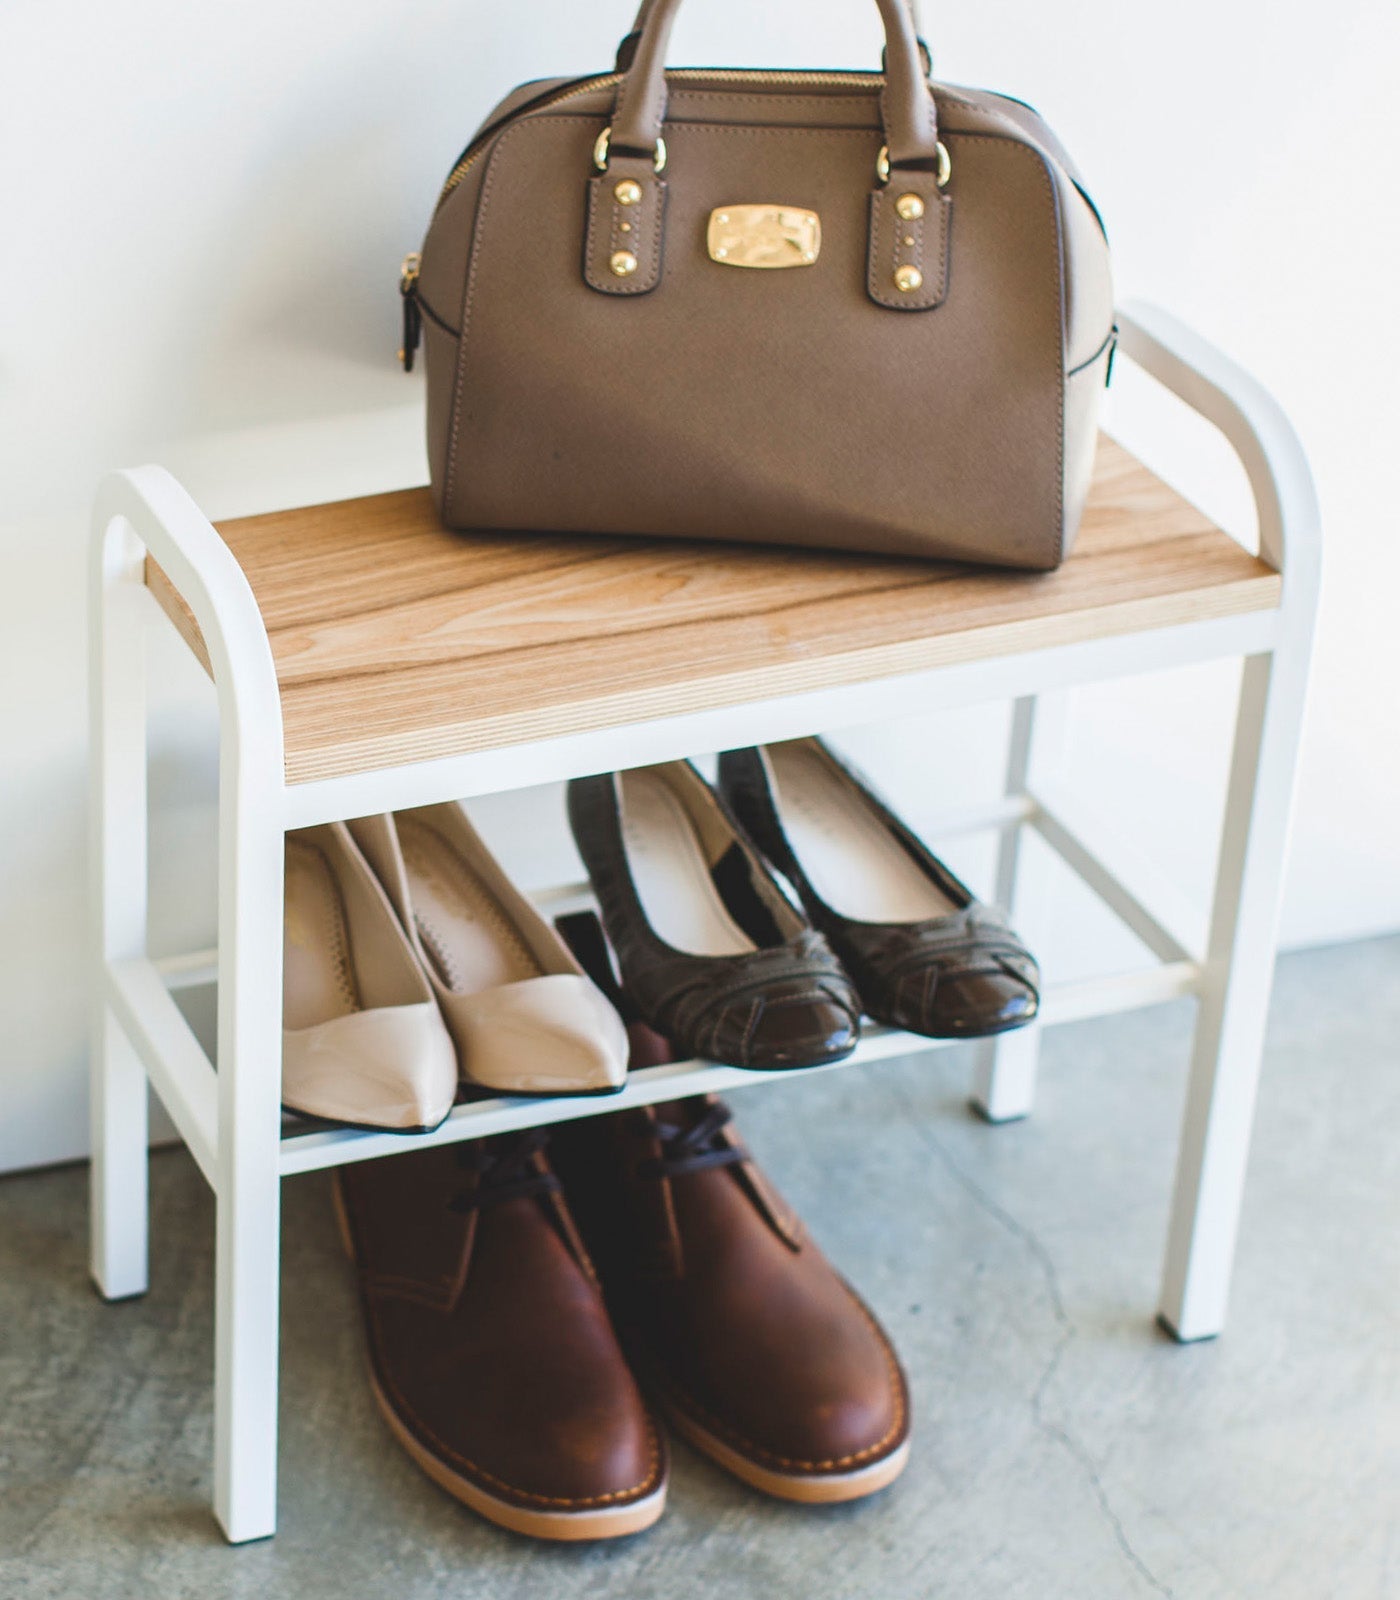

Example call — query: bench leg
[971,693,1066,1122]
[213,1142,281,1542]
[91,1016,150,1301]
[1159,651,1304,1340]
[211,769,285,1541]
[90,519,150,1301]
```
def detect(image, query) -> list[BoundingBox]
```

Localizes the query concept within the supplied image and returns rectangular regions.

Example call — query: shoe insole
[620,771,755,957]
[396,817,539,994]
[767,746,958,924]
[284,840,361,1030]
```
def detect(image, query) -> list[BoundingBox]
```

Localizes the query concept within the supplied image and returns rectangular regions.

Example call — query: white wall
[2,0,1397,1173]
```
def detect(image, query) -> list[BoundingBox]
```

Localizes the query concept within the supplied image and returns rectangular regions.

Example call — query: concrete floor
[2,936,1398,1600]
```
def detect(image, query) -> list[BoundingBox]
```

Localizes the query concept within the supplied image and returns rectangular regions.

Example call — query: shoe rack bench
[89,301,1318,1543]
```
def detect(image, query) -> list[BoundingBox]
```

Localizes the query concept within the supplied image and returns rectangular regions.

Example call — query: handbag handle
[614,0,934,80]
[584,0,952,310]
[607,0,942,175]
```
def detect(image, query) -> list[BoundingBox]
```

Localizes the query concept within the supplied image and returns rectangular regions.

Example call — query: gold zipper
[435,68,885,208]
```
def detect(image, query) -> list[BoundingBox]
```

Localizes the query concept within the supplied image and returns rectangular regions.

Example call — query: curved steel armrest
[1115,301,1321,609]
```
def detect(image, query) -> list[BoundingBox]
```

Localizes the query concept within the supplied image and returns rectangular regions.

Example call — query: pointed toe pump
[349,805,628,1097]
[282,823,458,1132]
[567,762,860,1071]
[719,739,1040,1040]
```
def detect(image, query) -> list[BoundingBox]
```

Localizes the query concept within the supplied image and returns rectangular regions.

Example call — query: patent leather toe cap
[850,916,1042,1041]
[919,963,1039,1037]
[741,991,861,1070]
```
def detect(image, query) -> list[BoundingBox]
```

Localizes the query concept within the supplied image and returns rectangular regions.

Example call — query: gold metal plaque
[707,206,821,269]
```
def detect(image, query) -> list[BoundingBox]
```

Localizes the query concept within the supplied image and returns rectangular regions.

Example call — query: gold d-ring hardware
[877,141,951,189]
[594,127,667,173]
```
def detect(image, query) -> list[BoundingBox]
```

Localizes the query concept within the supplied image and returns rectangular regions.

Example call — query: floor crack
[892,1086,1175,1599]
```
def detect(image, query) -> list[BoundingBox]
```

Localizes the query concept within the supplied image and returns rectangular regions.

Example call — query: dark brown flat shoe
[567,763,860,1071]
[335,1134,666,1541]
[719,739,1039,1039]
[553,1096,910,1504]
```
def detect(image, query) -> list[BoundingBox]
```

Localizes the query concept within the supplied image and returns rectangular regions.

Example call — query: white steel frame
[89,302,1320,1543]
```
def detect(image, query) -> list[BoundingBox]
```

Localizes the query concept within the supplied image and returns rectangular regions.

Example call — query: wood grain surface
[145,437,1280,784]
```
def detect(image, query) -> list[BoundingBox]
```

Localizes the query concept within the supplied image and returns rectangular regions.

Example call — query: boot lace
[639,1102,748,1181]
[448,1128,560,1213]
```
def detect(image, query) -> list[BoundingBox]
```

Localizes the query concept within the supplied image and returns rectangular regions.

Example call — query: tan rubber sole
[665,1401,911,1505]
[332,1180,666,1541]
[365,1365,666,1541]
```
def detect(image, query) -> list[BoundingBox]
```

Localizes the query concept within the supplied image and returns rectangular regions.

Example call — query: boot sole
[366,1365,667,1541]
[332,1178,667,1541]
[664,1401,910,1504]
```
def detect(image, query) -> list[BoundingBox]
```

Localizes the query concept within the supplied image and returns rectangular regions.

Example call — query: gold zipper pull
[398,252,422,372]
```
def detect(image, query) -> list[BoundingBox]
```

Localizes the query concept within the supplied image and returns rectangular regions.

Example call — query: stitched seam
[908,205,924,284]
[583,179,604,290]
[445,122,534,515]
[868,188,939,310]
[1042,151,1066,562]
[885,950,1032,983]
[649,123,877,143]
[932,196,949,295]
[646,183,663,285]
[665,90,881,113]
[988,130,1066,562]
[610,188,623,266]
[364,1298,663,1508]
[736,993,763,1063]
[585,180,633,299]
[585,175,656,297]
[868,191,886,305]
[938,132,1064,563]
[660,1289,907,1472]
[363,1271,455,1300]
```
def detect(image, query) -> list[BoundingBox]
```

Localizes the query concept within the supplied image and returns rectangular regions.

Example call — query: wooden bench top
[147,437,1279,785]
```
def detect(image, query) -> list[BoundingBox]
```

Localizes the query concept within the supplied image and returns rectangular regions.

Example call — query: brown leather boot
[334,1132,667,1540]
[552,1098,911,1504]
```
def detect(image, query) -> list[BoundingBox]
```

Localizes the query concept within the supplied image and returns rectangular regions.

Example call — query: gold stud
[895,193,925,221]
[894,264,923,293]
[614,179,642,206]
[610,250,639,277]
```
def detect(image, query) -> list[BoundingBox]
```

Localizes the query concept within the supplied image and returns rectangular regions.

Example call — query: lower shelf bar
[107,957,219,1184]
[1030,799,1198,966]
[153,947,219,992]
[1040,959,1200,1023]
[277,961,1201,1177]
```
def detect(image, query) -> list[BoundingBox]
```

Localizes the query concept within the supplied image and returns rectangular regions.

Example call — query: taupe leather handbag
[403,0,1114,568]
